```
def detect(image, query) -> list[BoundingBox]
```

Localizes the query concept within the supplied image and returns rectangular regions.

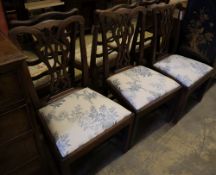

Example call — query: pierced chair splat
[9,9,84,96]
[10,15,134,175]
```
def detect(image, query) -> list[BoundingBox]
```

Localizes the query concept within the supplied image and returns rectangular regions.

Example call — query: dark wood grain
[0,32,24,66]
[9,10,88,98]
[9,13,133,175]
[96,4,182,145]
[90,3,145,90]
[150,3,215,123]
[0,32,49,175]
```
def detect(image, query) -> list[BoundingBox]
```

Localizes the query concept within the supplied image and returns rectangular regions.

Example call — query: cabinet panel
[0,134,39,174]
[0,105,32,143]
[0,29,48,175]
[0,70,24,110]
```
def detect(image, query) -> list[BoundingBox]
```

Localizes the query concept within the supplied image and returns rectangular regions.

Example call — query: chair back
[151,4,182,64]
[130,1,170,66]
[9,15,88,98]
[92,4,146,79]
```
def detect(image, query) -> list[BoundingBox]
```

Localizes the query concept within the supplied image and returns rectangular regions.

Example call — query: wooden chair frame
[89,3,140,91]
[150,4,215,123]
[9,9,86,97]
[10,15,134,175]
[96,4,181,145]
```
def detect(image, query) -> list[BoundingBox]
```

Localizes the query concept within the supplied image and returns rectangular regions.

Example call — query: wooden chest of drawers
[0,32,47,175]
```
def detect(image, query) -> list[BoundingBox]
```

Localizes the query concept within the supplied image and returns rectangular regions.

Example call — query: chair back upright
[151,4,183,64]
[9,15,88,99]
[94,5,147,79]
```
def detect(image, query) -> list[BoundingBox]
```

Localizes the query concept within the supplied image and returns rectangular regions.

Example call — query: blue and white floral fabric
[107,66,180,111]
[154,54,213,87]
[39,88,131,157]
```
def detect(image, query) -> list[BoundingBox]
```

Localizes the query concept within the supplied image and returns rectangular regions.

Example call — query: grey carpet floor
[71,84,216,175]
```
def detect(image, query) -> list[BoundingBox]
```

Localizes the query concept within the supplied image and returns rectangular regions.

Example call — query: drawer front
[0,70,24,111]
[0,134,39,174]
[0,106,32,143]
[8,158,45,175]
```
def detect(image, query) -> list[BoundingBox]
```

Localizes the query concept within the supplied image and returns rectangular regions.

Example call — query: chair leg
[171,90,189,124]
[195,78,212,102]
[166,95,179,123]
[130,117,139,146]
[123,120,133,152]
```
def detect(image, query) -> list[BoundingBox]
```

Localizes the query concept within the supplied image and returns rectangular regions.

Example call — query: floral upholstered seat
[107,66,180,111]
[154,54,213,87]
[39,88,132,157]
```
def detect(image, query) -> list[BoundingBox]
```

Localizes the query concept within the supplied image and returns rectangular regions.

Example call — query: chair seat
[107,66,180,111]
[154,54,213,87]
[24,51,82,88]
[39,88,132,157]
